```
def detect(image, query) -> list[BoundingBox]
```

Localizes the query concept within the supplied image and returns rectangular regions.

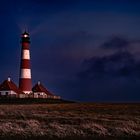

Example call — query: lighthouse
[19,31,32,94]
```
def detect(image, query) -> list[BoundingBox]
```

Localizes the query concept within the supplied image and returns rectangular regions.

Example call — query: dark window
[5,92,8,96]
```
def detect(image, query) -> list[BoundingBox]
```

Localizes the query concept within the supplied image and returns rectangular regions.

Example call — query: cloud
[70,36,140,101]
[101,36,129,50]
[78,36,140,81]
[78,51,140,80]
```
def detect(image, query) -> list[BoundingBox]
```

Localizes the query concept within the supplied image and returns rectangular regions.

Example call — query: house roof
[32,81,54,96]
[0,77,24,94]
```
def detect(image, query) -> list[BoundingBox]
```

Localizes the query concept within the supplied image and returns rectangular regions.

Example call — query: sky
[0,0,140,102]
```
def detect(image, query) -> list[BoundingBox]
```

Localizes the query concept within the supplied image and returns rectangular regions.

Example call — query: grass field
[0,103,139,140]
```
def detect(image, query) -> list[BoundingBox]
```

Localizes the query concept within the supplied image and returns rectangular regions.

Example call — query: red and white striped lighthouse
[19,31,32,94]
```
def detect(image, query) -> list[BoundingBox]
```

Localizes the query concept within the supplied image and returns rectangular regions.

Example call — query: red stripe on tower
[19,31,32,94]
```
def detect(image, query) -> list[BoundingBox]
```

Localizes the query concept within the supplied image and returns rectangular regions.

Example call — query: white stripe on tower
[19,31,32,94]
[20,69,31,79]
[22,50,30,60]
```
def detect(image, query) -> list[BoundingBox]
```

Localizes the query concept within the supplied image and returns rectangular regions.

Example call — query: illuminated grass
[0,103,139,139]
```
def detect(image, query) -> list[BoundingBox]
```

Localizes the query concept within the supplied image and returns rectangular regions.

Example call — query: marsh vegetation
[0,103,139,139]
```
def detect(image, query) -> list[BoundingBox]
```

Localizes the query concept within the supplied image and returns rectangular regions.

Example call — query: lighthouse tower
[19,31,32,94]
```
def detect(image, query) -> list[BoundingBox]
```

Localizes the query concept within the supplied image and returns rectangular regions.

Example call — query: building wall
[33,92,61,99]
[0,90,17,98]
[53,96,61,99]
[33,92,47,98]
[18,94,26,98]
[0,90,61,99]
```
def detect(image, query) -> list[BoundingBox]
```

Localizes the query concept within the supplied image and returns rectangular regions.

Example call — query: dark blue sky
[0,0,140,102]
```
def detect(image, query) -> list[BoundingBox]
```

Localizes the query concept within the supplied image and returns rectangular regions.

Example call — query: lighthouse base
[23,91,32,94]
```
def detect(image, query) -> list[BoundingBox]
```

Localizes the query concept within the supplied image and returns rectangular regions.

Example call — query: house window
[0,92,1,96]
[5,92,8,96]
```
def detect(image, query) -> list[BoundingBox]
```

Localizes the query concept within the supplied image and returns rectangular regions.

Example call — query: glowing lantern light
[24,34,28,38]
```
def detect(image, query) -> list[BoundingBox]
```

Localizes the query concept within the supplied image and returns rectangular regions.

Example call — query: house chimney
[38,81,41,85]
[8,77,11,82]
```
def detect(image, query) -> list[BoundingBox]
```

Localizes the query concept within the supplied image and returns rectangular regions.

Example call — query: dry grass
[0,103,139,139]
